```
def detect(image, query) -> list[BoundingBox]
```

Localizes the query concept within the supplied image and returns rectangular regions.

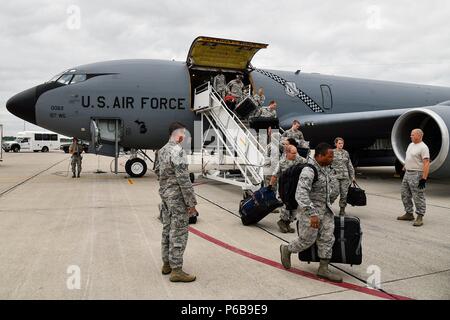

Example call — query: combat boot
[77,173,80,178]
[169,268,196,282]
[280,244,291,269]
[161,262,172,275]
[339,207,346,216]
[317,259,343,283]
[413,214,424,227]
[397,212,415,221]
[277,220,288,233]
[72,173,76,178]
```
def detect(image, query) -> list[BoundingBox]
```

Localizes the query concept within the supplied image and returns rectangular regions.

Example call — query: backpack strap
[303,164,319,184]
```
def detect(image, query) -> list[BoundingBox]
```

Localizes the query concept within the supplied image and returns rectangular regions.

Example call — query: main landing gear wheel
[125,158,147,178]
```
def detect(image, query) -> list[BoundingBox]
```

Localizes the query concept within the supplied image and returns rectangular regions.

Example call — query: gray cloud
[1,0,450,135]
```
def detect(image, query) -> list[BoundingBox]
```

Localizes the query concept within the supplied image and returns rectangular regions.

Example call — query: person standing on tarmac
[268,145,306,233]
[331,137,355,216]
[158,122,198,282]
[280,142,343,283]
[397,128,430,227]
[69,138,83,178]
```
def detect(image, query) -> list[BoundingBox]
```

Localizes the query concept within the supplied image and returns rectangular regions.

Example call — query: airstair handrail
[207,83,266,156]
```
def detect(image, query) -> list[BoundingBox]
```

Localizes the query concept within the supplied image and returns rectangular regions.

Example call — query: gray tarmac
[0,151,449,300]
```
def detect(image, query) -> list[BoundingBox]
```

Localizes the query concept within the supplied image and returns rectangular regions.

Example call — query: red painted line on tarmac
[189,226,413,300]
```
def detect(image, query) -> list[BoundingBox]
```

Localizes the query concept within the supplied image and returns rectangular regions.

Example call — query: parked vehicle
[2,131,70,153]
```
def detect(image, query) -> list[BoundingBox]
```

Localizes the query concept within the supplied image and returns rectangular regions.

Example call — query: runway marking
[189,226,413,300]
[0,157,69,198]
[127,179,134,185]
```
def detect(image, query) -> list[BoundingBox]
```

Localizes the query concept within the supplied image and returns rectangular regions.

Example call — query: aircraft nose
[6,87,37,125]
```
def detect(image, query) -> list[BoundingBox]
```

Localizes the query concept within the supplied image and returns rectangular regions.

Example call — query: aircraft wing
[280,107,412,146]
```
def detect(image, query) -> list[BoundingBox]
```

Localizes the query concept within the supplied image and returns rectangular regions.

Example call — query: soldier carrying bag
[347,181,367,206]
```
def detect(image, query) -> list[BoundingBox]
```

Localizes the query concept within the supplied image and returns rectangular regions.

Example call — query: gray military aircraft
[6,36,450,178]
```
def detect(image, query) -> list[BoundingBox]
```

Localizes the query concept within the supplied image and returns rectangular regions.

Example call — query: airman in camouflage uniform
[264,131,281,188]
[280,143,343,283]
[213,72,227,98]
[253,88,266,107]
[282,120,305,144]
[256,101,278,118]
[69,138,83,178]
[157,122,197,282]
[397,129,430,227]
[269,145,306,233]
[331,138,355,215]
[226,74,244,104]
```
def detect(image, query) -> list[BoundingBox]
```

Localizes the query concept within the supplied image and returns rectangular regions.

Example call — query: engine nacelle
[391,104,450,178]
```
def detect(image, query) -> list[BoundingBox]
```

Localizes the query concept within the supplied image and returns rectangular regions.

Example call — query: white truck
[2,131,69,153]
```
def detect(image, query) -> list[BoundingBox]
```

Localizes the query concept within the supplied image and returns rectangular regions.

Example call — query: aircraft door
[90,118,123,173]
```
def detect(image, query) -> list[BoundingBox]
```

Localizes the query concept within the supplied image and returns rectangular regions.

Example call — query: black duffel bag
[347,181,367,206]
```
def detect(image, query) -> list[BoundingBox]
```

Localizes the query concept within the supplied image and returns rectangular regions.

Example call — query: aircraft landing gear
[125,158,147,178]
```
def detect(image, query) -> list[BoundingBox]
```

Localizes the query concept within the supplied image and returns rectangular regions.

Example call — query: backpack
[278,163,318,210]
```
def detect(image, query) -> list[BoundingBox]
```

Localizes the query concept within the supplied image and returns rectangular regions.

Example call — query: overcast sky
[1,0,450,136]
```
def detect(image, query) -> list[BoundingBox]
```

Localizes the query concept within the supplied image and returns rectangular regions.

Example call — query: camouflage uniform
[255,106,277,118]
[69,142,83,177]
[272,155,307,222]
[282,128,305,144]
[331,149,355,209]
[213,74,227,98]
[264,132,281,189]
[253,93,265,107]
[401,171,426,215]
[226,79,244,103]
[249,93,266,118]
[157,141,197,269]
[288,158,338,259]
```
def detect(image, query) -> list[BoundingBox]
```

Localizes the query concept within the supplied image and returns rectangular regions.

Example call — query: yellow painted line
[127,178,134,185]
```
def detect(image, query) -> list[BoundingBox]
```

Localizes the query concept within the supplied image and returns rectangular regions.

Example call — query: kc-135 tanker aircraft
[7,36,450,179]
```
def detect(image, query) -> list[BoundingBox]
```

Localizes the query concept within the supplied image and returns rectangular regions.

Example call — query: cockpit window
[57,74,74,85]
[49,73,63,82]
[70,74,87,84]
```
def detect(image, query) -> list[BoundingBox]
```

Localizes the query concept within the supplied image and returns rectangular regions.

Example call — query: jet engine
[391,103,450,178]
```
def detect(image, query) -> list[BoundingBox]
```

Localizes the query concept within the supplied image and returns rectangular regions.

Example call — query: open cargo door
[187,36,268,71]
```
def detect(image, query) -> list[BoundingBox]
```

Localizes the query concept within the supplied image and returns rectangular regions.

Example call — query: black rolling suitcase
[347,181,367,206]
[239,187,282,226]
[298,215,363,265]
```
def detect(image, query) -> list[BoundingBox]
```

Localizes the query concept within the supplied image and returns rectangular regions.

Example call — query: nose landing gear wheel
[125,158,147,178]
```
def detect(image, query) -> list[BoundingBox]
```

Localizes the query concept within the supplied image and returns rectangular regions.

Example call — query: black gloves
[418,179,427,189]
